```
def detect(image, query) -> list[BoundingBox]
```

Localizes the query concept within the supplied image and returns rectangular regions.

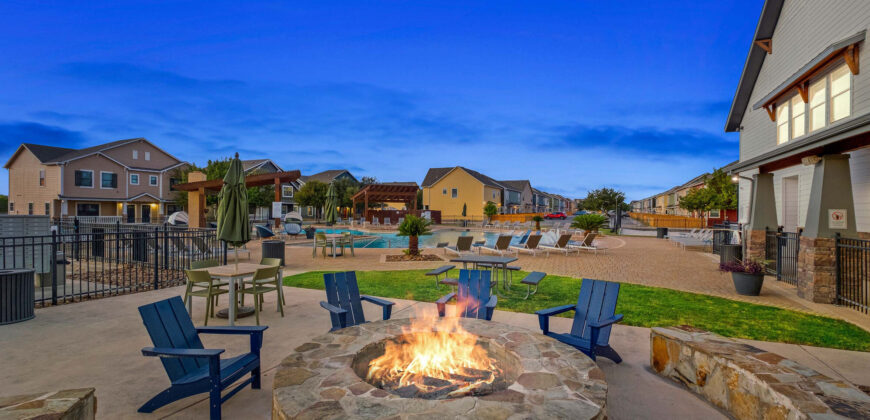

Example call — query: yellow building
[421,167,503,219]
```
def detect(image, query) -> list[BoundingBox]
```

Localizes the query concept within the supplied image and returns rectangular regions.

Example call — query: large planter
[731,272,764,296]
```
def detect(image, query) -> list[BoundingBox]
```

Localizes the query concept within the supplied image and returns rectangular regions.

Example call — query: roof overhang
[352,183,419,203]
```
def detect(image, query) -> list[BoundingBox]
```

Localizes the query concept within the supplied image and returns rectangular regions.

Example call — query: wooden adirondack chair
[320,272,395,331]
[436,269,498,321]
[535,279,623,363]
[137,296,267,419]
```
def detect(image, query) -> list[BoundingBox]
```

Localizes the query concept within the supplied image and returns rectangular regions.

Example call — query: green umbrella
[217,153,249,271]
[324,181,338,225]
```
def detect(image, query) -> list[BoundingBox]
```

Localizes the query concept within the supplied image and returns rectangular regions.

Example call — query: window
[149,175,158,186]
[776,100,789,144]
[44,202,50,215]
[76,203,99,216]
[809,78,827,132]
[101,172,117,188]
[709,209,721,218]
[74,170,93,187]
[451,188,458,198]
[791,95,805,138]
[306,206,313,216]
[830,64,851,122]
[39,169,45,187]
[8,202,13,212]
[442,188,447,195]
[282,185,294,198]
[492,191,497,199]
[144,151,151,161]
[28,203,33,215]
[130,174,139,185]
[169,178,180,190]
[133,150,139,159]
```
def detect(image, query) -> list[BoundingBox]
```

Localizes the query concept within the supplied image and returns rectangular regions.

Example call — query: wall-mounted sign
[828,209,847,229]
[272,202,283,219]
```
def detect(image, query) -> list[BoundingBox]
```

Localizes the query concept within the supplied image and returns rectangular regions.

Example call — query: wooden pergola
[173,170,301,227]
[351,183,419,221]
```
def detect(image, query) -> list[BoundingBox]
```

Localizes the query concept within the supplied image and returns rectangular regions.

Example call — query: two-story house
[422,167,503,219]
[241,159,302,218]
[531,188,550,213]
[726,0,870,304]
[497,180,533,213]
[4,138,188,222]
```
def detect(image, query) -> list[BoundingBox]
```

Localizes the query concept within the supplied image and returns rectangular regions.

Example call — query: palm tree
[397,215,432,256]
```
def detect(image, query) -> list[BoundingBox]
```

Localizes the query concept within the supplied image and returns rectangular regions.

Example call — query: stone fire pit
[273,318,607,419]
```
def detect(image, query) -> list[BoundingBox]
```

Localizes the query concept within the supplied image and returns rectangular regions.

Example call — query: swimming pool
[315,228,531,248]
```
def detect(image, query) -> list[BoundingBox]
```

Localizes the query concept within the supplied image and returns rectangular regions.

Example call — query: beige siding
[63,154,127,199]
[127,171,163,198]
[7,149,61,215]
[850,147,870,232]
[102,140,179,169]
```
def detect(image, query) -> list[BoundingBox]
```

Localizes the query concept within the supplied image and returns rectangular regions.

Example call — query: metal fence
[0,226,225,308]
[835,234,869,314]
[711,227,739,255]
[765,227,800,285]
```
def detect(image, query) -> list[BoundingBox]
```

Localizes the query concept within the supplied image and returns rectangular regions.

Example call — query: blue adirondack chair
[320,272,395,331]
[138,296,267,419]
[436,269,497,320]
[535,279,623,363]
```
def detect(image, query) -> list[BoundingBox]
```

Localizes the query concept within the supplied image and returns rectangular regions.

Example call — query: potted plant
[719,260,766,296]
[305,225,316,240]
[397,215,432,256]
[570,213,608,236]
[532,215,544,231]
[483,201,498,226]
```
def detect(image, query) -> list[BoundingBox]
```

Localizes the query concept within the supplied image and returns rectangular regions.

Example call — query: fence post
[834,232,841,305]
[162,224,169,270]
[51,231,58,306]
[153,227,159,290]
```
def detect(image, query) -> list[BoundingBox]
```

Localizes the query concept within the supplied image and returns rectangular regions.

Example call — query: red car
[544,212,567,220]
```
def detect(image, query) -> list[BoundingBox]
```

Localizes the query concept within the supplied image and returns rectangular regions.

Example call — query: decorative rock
[651,326,870,420]
[516,372,560,390]
[0,388,96,420]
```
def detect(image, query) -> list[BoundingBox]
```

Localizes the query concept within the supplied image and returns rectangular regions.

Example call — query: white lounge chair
[540,234,579,256]
[479,235,514,256]
[568,233,605,254]
[509,234,547,256]
[370,218,381,229]
[445,236,475,256]
[383,217,391,229]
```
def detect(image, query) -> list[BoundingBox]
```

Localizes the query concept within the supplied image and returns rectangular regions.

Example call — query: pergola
[351,183,419,221]
[173,170,301,227]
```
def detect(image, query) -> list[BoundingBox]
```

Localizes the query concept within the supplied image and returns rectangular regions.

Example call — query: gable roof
[724,0,785,132]
[498,180,531,192]
[21,143,76,163]
[5,137,186,169]
[242,159,283,173]
[299,169,357,184]
[421,166,503,189]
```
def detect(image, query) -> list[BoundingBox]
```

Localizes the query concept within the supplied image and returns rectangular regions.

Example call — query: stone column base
[797,236,837,304]
[745,229,767,262]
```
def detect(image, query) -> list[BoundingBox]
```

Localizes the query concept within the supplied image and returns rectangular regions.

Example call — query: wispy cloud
[0,121,87,155]
[546,124,737,160]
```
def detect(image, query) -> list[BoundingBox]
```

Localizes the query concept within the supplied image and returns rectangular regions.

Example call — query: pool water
[316,228,532,249]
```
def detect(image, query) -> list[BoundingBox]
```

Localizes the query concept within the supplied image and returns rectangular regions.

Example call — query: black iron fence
[0,226,225,308]
[764,227,800,285]
[835,234,869,314]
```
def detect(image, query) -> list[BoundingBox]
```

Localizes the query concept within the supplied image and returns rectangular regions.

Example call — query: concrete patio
[3,283,869,419]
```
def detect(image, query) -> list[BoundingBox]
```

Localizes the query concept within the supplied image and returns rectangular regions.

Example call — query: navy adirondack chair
[436,269,497,320]
[138,296,267,419]
[536,279,623,363]
[320,272,395,331]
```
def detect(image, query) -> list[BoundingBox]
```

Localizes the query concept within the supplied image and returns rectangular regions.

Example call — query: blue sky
[0,0,760,200]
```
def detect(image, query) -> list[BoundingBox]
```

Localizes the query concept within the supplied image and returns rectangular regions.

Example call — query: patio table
[319,234,348,258]
[191,262,283,326]
[449,255,518,293]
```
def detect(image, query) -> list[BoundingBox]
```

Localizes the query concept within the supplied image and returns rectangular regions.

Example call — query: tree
[532,215,543,231]
[677,168,737,221]
[416,190,423,210]
[397,215,432,256]
[360,176,377,186]
[171,158,274,210]
[333,178,359,209]
[583,188,626,212]
[571,213,608,234]
[295,180,329,219]
[483,201,498,222]
[0,195,7,214]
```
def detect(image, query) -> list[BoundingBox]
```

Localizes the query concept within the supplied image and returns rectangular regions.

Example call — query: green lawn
[284,269,870,352]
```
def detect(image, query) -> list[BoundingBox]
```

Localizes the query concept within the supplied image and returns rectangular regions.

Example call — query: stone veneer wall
[651,326,870,420]
[0,388,96,419]
[797,236,838,304]
[745,229,767,261]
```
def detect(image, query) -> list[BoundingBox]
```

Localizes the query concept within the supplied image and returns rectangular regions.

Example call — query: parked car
[573,210,588,216]
[544,212,567,220]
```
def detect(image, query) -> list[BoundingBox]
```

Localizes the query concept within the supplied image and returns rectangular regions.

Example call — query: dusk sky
[0,1,760,200]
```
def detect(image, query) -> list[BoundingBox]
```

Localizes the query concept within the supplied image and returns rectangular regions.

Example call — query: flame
[366,315,501,398]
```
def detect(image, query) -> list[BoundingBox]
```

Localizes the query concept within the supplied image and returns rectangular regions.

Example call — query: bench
[652,326,870,420]
[520,271,546,299]
[425,265,456,287]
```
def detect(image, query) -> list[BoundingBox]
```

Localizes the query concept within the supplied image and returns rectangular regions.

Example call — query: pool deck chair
[509,234,546,256]
[569,233,605,254]
[535,279,623,363]
[540,234,579,256]
[445,236,474,256]
[479,235,514,256]
[138,296,267,420]
[320,272,395,331]
[436,269,497,321]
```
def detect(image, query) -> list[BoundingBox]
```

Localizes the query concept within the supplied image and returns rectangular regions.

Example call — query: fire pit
[273,317,607,419]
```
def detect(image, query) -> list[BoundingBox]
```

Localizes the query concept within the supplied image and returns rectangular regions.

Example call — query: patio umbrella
[324,181,338,225]
[217,152,250,272]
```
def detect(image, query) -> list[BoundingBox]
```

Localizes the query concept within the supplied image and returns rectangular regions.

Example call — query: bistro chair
[183,269,229,326]
[339,232,355,256]
[238,266,283,325]
[313,232,331,258]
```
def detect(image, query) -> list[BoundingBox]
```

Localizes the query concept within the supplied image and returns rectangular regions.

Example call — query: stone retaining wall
[0,388,96,420]
[651,326,870,419]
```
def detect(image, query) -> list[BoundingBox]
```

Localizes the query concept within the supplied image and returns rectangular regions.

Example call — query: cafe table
[448,254,518,293]
[191,262,283,326]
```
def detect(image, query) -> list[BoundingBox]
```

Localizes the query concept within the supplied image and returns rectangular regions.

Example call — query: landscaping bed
[284,269,870,352]
[384,254,443,262]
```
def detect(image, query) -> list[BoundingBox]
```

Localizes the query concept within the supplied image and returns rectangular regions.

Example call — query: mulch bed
[385,254,443,262]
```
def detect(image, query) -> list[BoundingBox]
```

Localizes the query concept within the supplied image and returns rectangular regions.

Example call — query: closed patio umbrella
[217,152,250,272]
[324,181,338,225]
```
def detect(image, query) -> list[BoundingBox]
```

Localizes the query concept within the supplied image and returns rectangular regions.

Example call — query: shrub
[397,215,432,255]
[719,260,766,275]
[571,213,608,232]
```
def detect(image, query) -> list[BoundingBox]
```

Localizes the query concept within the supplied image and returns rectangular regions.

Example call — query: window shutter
[111,174,118,188]
[74,171,82,186]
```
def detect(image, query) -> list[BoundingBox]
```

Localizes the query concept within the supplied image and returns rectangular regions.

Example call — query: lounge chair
[569,233,605,254]
[370,218,381,229]
[383,217,392,229]
[509,234,547,256]
[489,221,501,230]
[445,236,474,256]
[397,217,404,227]
[479,235,514,256]
[540,234,579,255]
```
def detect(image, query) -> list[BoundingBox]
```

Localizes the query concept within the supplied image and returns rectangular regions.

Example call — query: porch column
[745,173,777,261]
[187,171,207,228]
[798,154,856,303]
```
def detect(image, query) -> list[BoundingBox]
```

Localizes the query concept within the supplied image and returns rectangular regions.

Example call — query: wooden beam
[755,38,772,54]
[797,82,809,103]
[764,104,776,122]
[274,177,281,227]
[845,44,860,75]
